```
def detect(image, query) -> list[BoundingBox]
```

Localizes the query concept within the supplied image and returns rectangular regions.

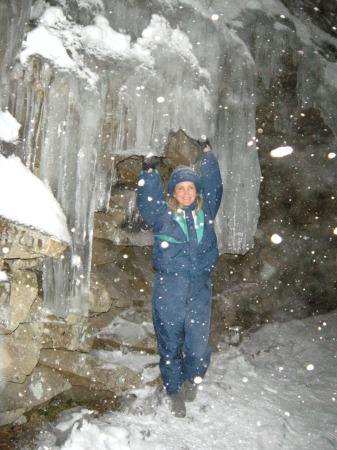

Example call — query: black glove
[196,137,212,151]
[142,155,160,171]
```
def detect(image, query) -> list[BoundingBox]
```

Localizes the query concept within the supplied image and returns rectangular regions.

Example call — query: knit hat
[167,165,201,195]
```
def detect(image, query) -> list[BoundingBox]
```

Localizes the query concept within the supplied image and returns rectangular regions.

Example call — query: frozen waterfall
[3,0,334,316]
[2,5,259,316]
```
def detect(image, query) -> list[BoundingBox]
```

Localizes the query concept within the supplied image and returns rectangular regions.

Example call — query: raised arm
[199,147,223,219]
[137,165,169,232]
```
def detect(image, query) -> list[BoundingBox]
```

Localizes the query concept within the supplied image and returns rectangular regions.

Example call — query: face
[173,181,197,207]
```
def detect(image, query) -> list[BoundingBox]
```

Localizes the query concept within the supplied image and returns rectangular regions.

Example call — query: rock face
[0,269,38,334]
[0,324,41,383]
[0,365,71,427]
[0,216,157,427]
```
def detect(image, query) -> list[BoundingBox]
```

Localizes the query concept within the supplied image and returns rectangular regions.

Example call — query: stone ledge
[0,219,68,259]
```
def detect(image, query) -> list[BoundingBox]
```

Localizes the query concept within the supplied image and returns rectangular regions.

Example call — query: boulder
[115,155,142,186]
[33,314,94,353]
[164,129,201,170]
[93,206,153,247]
[91,237,121,266]
[0,365,71,426]
[94,306,157,354]
[39,349,142,392]
[0,324,41,383]
[89,271,112,316]
[0,269,38,334]
[91,246,153,310]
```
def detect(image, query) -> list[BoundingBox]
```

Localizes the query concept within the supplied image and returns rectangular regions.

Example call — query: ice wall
[0,1,266,315]
[9,64,103,316]
[102,3,261,254]
[2,4,230,316]
[0,0,31,111]
[213,29,260,254]
[2,0,335,317]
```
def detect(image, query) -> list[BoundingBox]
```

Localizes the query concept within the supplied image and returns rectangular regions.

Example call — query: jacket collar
[174,209,204,243]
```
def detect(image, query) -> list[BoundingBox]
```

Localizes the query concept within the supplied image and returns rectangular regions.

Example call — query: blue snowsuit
[137,151,223,394]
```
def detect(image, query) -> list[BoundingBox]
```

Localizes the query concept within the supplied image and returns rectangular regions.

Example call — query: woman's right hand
[142,155,160,171]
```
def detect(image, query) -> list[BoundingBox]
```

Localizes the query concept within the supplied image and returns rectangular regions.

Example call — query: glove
[142,155,160,171]
[196,137,212,151]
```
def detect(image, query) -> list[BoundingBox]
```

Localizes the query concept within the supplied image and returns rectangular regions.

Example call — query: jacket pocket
[153,240,188,272]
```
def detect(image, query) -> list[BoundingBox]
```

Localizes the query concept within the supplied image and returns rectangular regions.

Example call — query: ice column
[12,59,103,317]
[215,29,261,254]
[0,0,31,111]
[39,72,103,317]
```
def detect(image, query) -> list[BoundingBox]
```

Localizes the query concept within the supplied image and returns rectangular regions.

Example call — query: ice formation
[1,0,336,316]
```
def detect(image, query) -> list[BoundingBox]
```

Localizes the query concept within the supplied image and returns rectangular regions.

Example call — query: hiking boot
[169,388,186,418]
[184,380,198,402]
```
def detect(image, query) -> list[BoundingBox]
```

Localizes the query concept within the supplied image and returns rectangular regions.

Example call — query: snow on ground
[35,310,337,450]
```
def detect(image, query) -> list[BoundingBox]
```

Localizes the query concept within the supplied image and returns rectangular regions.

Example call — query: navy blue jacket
[137,151,223,275]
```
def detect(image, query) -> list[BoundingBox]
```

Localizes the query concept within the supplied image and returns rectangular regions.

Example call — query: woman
[137,139,223,417]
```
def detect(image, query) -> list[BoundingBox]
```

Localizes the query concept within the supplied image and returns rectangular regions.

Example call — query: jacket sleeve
[200,151,223,219]
[136,170,170,232]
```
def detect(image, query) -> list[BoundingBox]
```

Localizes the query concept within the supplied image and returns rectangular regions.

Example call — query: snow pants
[152,271,213,395]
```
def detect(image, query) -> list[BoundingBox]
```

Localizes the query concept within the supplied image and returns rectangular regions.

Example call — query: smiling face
[173,181,197,207]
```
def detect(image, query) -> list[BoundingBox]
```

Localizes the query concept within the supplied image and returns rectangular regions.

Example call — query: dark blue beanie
[167,165,201,195]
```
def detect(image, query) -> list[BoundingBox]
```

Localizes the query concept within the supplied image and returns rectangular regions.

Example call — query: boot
[169,388,186,418]
[184,380,198,402]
